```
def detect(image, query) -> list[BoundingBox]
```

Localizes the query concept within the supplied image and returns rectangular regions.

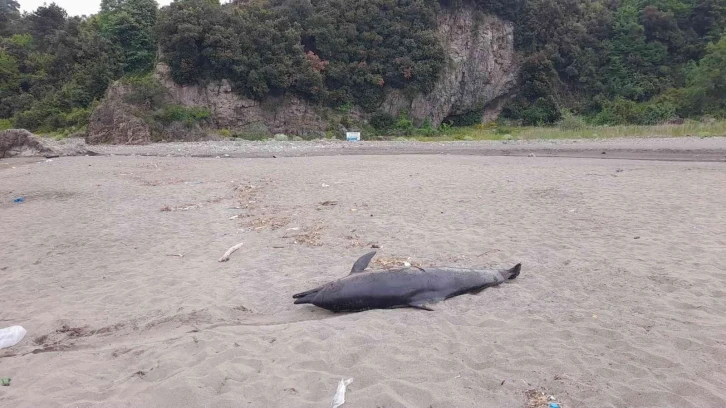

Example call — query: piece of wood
[218,242,244,262]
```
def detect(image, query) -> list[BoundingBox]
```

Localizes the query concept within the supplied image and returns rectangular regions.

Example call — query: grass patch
[153,105,211,127]
[393,120,726,142]
[0,118,13,130]
[38,125,88,140]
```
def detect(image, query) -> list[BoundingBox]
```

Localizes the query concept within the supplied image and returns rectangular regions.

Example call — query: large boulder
[0,129,55,158]
[86,86,152,145]
[0,129,96,158]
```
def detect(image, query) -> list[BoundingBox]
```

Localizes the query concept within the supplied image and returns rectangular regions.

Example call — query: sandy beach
[1,138,726,407]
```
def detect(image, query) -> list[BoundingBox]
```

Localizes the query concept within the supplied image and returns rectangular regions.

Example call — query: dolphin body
[293,252,521,312]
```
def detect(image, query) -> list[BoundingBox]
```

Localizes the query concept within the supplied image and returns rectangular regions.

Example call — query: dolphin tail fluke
[508,263,522,280]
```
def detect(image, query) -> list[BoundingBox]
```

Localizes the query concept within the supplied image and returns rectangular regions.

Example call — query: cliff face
[152,64,328,138]
[383,10,519,127]
[87,7,518,144]
[86,83,153,145]
[86,64,328,144]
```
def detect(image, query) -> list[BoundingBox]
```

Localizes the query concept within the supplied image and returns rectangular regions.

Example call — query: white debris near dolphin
[331,378,353,408]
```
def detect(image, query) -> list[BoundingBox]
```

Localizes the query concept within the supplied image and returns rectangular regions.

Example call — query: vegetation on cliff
[0,0,723,135]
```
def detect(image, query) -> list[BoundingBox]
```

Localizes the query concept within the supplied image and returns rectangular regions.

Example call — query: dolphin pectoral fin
[408,293,443,311]
[409,302,435,311]
[350,251,377,274]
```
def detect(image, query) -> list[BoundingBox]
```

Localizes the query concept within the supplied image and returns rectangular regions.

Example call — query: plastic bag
[0,326,27,349]
[331,378,353,408]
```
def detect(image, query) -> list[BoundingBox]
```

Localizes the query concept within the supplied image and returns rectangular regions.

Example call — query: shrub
[232,123,270,140]
[593,98,676,125]
[494,126,513,135]
[122,74,169,109]
[153,105,211,127]
[442,110,482,127]
[63,107,92,128]
[592,98,638,125]
[640,101,676,125]
[369,112,395,131]
[394,111,414,135]
[414,117,438,137]
[557,110,586,130]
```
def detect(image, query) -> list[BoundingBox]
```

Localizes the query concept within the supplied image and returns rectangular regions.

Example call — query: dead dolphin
[293,251,521,312]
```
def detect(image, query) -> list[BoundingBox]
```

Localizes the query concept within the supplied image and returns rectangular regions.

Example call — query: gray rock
[154,64,327,137]
[86,83,152,145]
[0,129,54,158]
[381,10,518,127]
[1,130,96,158]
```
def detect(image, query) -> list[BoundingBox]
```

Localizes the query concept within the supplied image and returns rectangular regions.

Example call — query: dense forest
[0,0,724,134]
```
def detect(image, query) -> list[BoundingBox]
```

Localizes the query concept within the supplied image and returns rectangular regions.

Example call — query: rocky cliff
[86,83,154,145]
[383,10,519,127]
[87,7,518,144]
[153,64,329,138]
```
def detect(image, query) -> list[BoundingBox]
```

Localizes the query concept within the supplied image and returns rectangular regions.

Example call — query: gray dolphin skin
[293,251,521,312]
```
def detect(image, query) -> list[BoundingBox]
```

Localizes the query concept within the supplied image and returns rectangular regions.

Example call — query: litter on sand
[1,378,10,386]
[0,325,27,349]
[218,242,244,262]
[331,378,353,408]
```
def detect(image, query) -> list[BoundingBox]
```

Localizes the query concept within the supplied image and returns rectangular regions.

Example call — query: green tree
[683,37,726,116]
[99,0,158,74]
[27,3,67,42]
[0,0,21,35]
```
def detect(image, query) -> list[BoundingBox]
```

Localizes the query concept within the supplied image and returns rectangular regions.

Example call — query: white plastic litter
[331,378,353,408]
[0,326,27,349]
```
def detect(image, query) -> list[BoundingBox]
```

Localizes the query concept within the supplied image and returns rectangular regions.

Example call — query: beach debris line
[0,325,27,349]
[331,377,353,408]
[218,242,244,262]
[525,389,562,408]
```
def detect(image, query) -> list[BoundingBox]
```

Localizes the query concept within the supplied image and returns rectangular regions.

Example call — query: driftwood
[218,242,244,262]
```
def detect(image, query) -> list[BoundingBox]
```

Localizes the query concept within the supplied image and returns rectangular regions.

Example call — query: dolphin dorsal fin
[350,251,377,274]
